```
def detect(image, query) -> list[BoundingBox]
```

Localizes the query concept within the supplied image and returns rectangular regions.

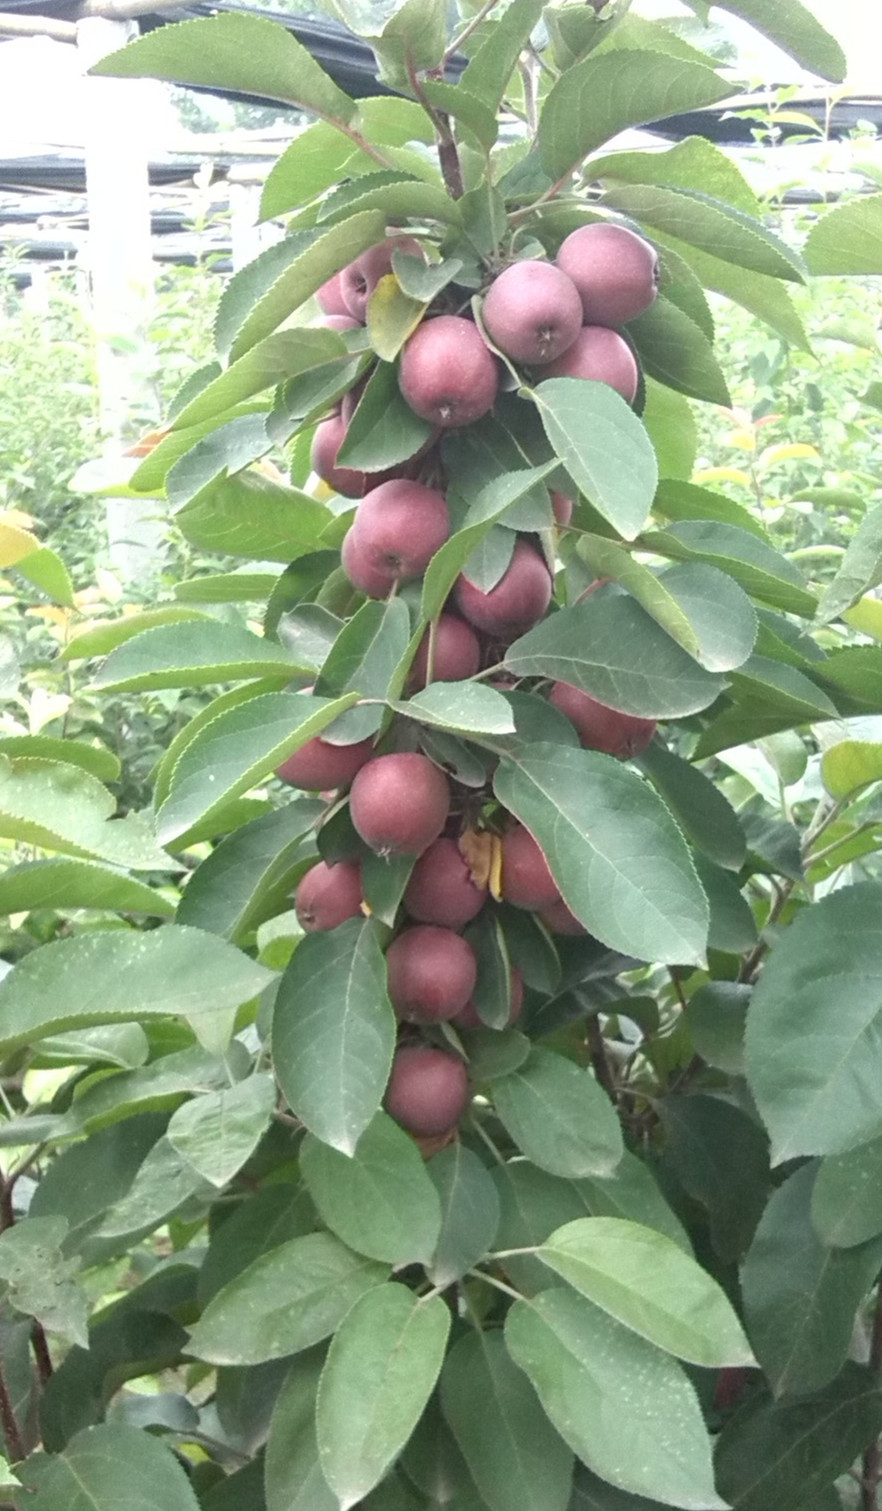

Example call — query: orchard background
[0,2,881,1509]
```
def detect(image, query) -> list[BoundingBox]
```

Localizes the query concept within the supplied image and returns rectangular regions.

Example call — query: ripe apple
[350,752,450,856]
[295,860,363,931]
[455,539,552,640]
[384,1045,470,1137]
[386,925,478,1022]
[556,223,660,326]
[404,837,486,928]
[399,315,498,428]
[549,682,657,758]
[542,326,639,404]
[482,261,582,365]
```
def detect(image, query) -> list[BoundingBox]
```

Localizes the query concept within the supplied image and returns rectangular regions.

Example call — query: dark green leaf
[536,1216,753,1366]
[503,594,724,718]
[91,621,296,693]
[642,520,816,617]
[91,11,357,119]
[176,799,323,942]
[397,682,517,737]
[300,1112,441,1264]
[532,378,658,541]
[0,1216,88,1346]
[337,362,434,471]
[638,742,746,871]
[199,1184,316,1306]
[0,926,272,1056]
[653,479,768,540]
[428,1141,501,1286]
[506,1288,725,1508]
[538,49,728,181]
[25,1422,200,1511]
[745,881,882,1162]
[174,471,332,563]
[188,1231,388,1365]
[696,856,758,954]
[167,1076,276,1188]
[811,1134,882,1249]
[171,330,346,431]
[715,1364,882,1511]
[273,918,395,1155]
[317,1283,450,1508]
[605,185,805,283]
[28,1114,167,1246]
[0,858,173,918]
[491,1048,623,1178]
[156,691,358,846]
[459,0,545,112]
[740,1162,882,1397]
[494,746,709,966]
[659,1095,769,1262]
[441,1329,574,1511]
[627,297,730,406]
[265,1347,336,1511]
[684,983,750,1076]
[317,596,412,742]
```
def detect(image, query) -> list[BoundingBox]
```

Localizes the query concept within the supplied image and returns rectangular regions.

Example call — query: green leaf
[0,858,173,918]
[604,185,805,283]
[427,1142,500,1287]
[642,380,698,482]
[745,881,882,1162]
[25,1422,200,1511]
[188,1231,388,1365]
[716,0,845,80]
[740,1162,882,1397]
[91,621,296,693]
[176,799,322,941]
[156,691,358,847]
[265,1347,337,1511]
[818,503,882,623]
[627,297,730,406]
[506,1288,725,1509]
[337,362,434,471]
[715,1364,882,1511]
[16,545,75,606]
[653,479,768,540]
[638,742,745,871]
[317,1284,450,1509]
[657,237,811,350]
[199,1184,317,1306]
[0,925,273,1057]
[659,1095,769,1263]
[532,379,658,541]
[91,11,357,116]
[27,1112,167,1242]
[494,745,709,966]
[0,756,169,870]
[0,1216,88,1347]
[591,135,759,215]
[300,1112,442,1264]
[397,682,516,737]
[811,1134,882,1249]
[816,647,882,715]
[804,195,882,274]
[441,1329,574,1511]
[62,607,209,662]
[172,330,346,431]
[166,1075,275,1188]
[536,1217,753,1367]
[820,736,882,800]
[273,918,395,1156]
[226,212,387,360]
[71,1043,245,1136]
[642,520,816,617]
[460,0,545,112]
[684,982,749,1077]
[0,735,119,783]
[261,98,435,218]
[538,48,729,182]
[174,471,332,564]
[175,570,279,604]
[575,538,700,661]
[504,594,724,718]
[95,1135,211,1241]
[320,170,459,228]
[492,1048,623,1178]
[317,596,412,743]
[420,461,558,620]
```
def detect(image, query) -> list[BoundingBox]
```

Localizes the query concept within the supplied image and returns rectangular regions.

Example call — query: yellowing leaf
[459,829,495,891]
[367,274,426,362]
[760,443,821,467]
[844,597,882,641]
[692,467,752,488]
[0,522,40,568]
[725,429,756,452]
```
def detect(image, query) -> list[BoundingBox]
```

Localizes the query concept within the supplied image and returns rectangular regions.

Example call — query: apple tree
[2,3,882,1509]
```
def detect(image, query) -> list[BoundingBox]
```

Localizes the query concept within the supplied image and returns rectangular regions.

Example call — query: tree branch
[0,10,75,39]
[861,1284,882,1510]
[0,1352,24,1467]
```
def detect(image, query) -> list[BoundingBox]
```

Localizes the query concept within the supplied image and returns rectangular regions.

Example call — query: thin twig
[31,1323,53,1385]
[407,61,464,200]
[586,1016,616,1105]
[445,0,503,61]
[0,1353,24,1466]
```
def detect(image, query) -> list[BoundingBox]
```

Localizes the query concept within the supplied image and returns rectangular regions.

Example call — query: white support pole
[77,15,163,585]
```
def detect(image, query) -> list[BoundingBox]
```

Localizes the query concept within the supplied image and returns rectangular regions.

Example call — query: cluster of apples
[277,224,661,1142]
